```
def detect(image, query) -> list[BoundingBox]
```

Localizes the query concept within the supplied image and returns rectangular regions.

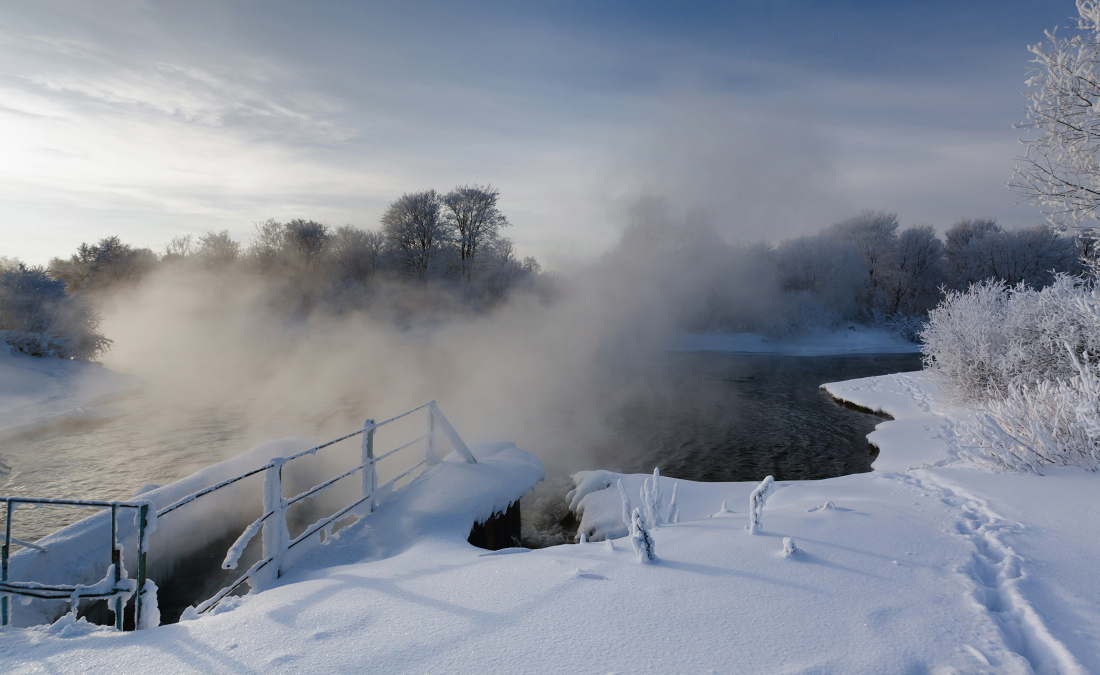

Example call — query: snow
[4,369,1099,673]
[672,326,920,356]
[0,351,142,442]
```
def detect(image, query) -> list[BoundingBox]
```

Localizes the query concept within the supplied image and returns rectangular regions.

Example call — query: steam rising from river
[92,205,780,475]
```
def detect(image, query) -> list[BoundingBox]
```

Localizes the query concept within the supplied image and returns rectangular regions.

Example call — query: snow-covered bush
[629,508,656,564]
[639,467,663,529]
[922,275,1100,402]
[748,475,774,534]
[924,274,1100,471]
[0,264,110,359]
[782,537,799,556]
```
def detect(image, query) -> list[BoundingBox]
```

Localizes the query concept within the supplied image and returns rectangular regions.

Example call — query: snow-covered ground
[0,350,142,442]
[3,369,1098,673]
[673,326,920,355]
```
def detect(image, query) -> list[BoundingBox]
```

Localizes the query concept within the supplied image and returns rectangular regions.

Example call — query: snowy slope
[3,371,1097,674]
[0,350,142,441]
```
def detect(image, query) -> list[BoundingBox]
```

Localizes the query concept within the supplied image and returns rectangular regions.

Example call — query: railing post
[426,402,438,463]
[261,459,289,582]
[134,504,148,629]
[111,503,122,630]
[1,499,11,627]
[361,419,375,512]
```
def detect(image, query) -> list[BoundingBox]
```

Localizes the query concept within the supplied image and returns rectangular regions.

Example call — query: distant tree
[825,210,900,314]
[283,219,329,272]
[1012,1,1100,240]
[196,230,241,267]
[329,225,384,283]
[944,219,1078,290]
[247,219,286,271]
[886,225,944,315]
[163,234,193,261]
[442,185,510,281]
[381,190,448,280]
[49,235,157,292]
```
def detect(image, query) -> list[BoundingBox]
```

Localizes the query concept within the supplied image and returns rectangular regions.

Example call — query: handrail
[1,498,152,630]
[0,400,474,628]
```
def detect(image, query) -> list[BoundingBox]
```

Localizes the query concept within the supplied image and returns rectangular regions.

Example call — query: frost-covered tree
[0,264,110,359]
[196,230,241,267]
[629,508,656,563]
[381,190,449,280]
[748,475,774,534]
[442,185,510,282]
[329,226,384,284]
[49,235,157,292]
[886,225,944,315]
[943,219,1078,290]
[1013,1,1100,238]
[283,219,329,272]
[825,210,900,314]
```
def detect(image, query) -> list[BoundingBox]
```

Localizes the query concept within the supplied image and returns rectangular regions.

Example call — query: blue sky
[0,1,1078,266]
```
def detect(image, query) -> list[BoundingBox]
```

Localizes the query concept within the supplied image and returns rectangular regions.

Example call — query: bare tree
[283,219,329,272]
[196,230,241,267]
[887,225,944,315]
[825,210,900,314]
[330,225,384,283]
[442,185,510,281]
[381,190,447,280]
[1013,1,1100,238]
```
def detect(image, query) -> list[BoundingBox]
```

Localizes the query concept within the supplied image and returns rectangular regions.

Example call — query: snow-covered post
[426,403,439,464]
[111,503,123,630]
[134,503,150,629]
[630,508,656,563]
[748,475,774,535]
[260,458,290,584]
[361,419,376,513]
[1,498,11,627]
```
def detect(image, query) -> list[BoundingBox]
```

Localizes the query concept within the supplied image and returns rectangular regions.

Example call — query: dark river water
[593,351,923,482]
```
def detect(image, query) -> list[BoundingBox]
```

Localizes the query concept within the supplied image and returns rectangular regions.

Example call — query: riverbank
[0,351,142,442]
[2,370,1097,673]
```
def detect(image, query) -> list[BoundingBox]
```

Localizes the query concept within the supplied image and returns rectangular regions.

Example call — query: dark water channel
[592,351,924,482]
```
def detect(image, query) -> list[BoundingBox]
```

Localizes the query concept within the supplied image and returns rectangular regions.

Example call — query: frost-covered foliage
[782,537,799,556]
[924,274,1100,471]
[629,507,656,563]
[943,220,1078,290]
[1013,1,1100,235]
[0,264,110,359]
[748,475,774,534]
[922,275,1100,402]
[49,235,157,293]
[639,467,663,528]
[617,479,635,532]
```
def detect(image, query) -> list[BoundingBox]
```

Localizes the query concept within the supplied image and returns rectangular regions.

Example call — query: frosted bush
[922,275,1100,402]
[748,475,774,534]
[924,275,1100,471]
[629,508,656,564]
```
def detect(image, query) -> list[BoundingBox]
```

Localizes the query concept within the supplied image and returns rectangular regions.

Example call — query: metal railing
[0,400,473,629]
[1,498,151,629]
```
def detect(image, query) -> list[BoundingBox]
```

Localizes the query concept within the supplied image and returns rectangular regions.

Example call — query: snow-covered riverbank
[0,351,142,442]
[3,370,1097,673]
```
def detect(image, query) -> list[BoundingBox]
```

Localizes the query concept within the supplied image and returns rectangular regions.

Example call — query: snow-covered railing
[171,400,474,615]
[1,497,153,630]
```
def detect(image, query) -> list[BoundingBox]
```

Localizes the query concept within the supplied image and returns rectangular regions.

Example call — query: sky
[0,0,1081,267]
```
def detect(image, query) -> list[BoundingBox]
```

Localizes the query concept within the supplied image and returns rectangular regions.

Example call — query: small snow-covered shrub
[782,537,799,556]
[0,264,110,359]
[629,508,656,563]
[748,475,774,534]
[639,467,662,529]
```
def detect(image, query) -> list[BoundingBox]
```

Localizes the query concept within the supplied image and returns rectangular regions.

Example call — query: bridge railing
[1,400,474,628]
[1,498,152,629]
